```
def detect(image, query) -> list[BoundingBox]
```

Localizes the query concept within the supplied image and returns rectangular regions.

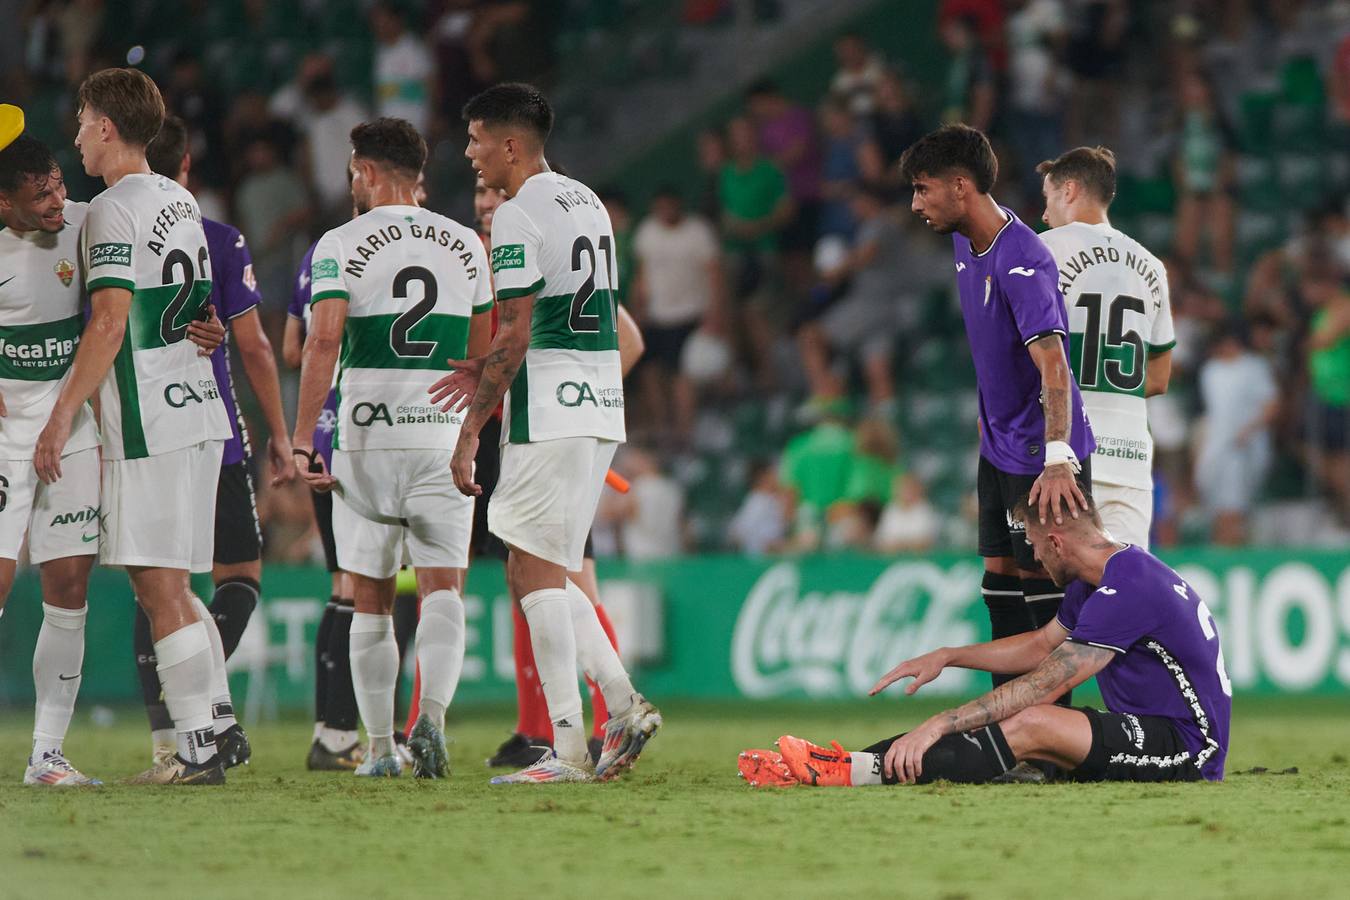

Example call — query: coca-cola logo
[731,561,984,698]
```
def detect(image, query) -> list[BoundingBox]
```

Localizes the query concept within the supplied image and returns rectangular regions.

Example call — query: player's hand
[451,430,481,497]
[429,356,485,413]
[883,719,944,784]
[293,444,336,492]
[268,435,296,487]
[1028,463,1086,526]
[188,304,226,356]
[870,648,949,697]
[33,410,72,484]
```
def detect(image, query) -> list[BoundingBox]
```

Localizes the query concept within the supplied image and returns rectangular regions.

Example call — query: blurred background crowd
[4,0,1349,561]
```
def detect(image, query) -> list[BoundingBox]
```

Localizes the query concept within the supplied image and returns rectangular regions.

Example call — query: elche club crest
[54,258,75,287]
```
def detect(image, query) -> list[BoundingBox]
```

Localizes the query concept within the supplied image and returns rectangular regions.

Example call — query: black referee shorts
[311,487,339,574]
[215,458,262,565]
[1068,707,1203,783]
[977,454,1092,571]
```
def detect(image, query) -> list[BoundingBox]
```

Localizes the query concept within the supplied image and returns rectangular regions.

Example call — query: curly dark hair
[0,135,58,194]
[350,117,427,176]
[898,124,997,193]
[462,82,554,144]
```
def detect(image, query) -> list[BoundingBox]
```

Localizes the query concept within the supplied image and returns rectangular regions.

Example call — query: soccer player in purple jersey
[127,117,296,768]
[745,493,1232,787]
[899,125,1096,678]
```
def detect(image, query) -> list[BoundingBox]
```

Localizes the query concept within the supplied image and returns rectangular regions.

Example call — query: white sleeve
[489,202,545,300]
[1150,259,1176,352]
[470,238,494,314]
[309,230,348,304]
[83,195,138,292]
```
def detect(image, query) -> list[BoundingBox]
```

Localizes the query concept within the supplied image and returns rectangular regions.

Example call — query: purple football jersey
[952,209,1094,474]
[204,219,262,467]
[1058,545,1232,781]
[289,241,337,468]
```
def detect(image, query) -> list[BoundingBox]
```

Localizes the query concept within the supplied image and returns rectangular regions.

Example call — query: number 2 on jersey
[390,266,437,358]
[160,247,210,345]
[569,235,615,333]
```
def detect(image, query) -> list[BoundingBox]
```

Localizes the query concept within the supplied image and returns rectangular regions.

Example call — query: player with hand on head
[1037,147,1174,548]
[741,493,1232,788]
[433,83,660,784]
[124,115,296,769]
[36,69,234,784]
[898,124,1095,691]
[292,117,492,778]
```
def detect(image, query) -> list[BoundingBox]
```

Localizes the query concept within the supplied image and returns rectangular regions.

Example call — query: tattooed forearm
[462,296,531,436]
[1042,384,1070,444]
[935,641,1114,736]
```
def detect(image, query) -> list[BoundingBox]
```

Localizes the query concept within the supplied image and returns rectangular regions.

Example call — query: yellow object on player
[395,566,418,596]
[0,105,24,152]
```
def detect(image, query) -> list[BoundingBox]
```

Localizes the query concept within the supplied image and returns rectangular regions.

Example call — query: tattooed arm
[1026,334,1088,525]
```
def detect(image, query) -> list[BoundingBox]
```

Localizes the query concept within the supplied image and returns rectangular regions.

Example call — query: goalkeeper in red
[434,83,661,784]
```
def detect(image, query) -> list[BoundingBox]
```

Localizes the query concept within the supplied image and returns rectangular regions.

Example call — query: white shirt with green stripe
[0,202,98,460]
[83,174,231,460]
[490,172,625,445]
[309,204,492,451]
[1040,221,1176,490]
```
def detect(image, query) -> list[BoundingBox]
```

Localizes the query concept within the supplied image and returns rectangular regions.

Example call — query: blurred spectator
[874,473,940,553]
[58,0,104,88]
[371,1,434,136]
[799,188,913,413]
[1331,13,1350,125]
[830,32,886,116]
[632,186,724,442]
[225,92,300,187]
[727,460,791,556]
[258,479,323,564]
[599,447,686,561]
[1172,69,1237,274]
[1005,0,1069,204]
[746,80,821,247]
[822,418,901,550]
[695,127,727,221]
[1303,268,1350,523]
[235,137,311,305]
[779,403,855,550]
[1195,323,1279,545]
[1247,202,1350,323]
[939,15,996,133]
[1064,0,1129,145]
[866,69,923,187]
[600,189,635,310]
[719,116,793,386]
[163,51,228,189]
[939,0,1009,70]
[817,97,881,240]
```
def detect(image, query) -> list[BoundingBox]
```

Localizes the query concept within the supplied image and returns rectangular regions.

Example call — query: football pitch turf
[0,697,1346,899]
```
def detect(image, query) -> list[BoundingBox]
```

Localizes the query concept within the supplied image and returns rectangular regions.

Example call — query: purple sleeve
[288,245,316,323]
[998,239,1067,346]
[1055,581,1089,632]
[1066,583,1156,654]
[218,229,262,320]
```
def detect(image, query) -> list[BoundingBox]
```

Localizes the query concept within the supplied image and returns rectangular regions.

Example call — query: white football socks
[415,589,465,731]
[154,620,216,765]
[349,613,398,758]
[32,603,86,759]
[190,595,237,735]
[849,751,883,786]
[519,588,586,765]
[564,579,635,718]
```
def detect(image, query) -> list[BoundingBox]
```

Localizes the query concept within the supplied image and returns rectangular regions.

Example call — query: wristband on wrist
[1043,440,1081,474]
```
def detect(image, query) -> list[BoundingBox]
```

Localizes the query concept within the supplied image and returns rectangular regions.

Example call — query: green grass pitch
[0,697,1346,899]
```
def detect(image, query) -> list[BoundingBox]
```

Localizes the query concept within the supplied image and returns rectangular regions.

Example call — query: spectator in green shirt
[1304,267,1350,523]
[780,404,855,550]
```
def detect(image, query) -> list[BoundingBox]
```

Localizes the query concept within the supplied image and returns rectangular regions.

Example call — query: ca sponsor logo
[352,401,393,427]
[89,242,132,268]
[50,505,99,527]
[164,379,220,408]
[556,380,598,407]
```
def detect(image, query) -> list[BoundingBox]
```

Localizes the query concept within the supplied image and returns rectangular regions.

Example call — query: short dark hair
[146,115,190,180]
[462,82,553,145]
[77,67,165,148]
[746,78,781,99]
[1011,491,1101,529]
[898,124,997,193]
[0,135,58,194]
[1036,146,1117,205]
[350,117,427,177]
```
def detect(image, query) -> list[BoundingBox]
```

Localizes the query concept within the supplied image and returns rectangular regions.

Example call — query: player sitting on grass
[739,493,1232,787]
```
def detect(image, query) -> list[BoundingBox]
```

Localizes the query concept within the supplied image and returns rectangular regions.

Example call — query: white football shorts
[1095,482,1153,550]
[0,447,101,563]
[330,447,472,579]
[488,436,618,571]
[101,440,223,572]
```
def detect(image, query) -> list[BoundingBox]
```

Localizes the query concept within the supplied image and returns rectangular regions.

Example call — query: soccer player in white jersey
[1037,147,1175,547]
[435,83,661,784]
[292,118,492,778]
[34,69,235,784]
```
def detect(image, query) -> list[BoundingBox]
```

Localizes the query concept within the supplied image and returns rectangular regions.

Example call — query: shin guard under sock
[209,577,259,659]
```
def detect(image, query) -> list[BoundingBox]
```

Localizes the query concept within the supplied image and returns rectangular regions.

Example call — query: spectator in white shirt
[874,473,940,553]
[728,461,791,555]
[371,1,434,136]
[599,448,686,561]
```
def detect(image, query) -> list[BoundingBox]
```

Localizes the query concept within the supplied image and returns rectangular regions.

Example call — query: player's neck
[366,182,420,209]
[1074,539,1128,586]
[0,212,29,234]
[964,195,1009,255]
[1070,206,1110,227]
[503,158,549,198]
[99,147,152,187]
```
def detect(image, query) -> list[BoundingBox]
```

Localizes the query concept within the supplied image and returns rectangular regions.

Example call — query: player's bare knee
[39,566,89,610]
[985,556,1021,577]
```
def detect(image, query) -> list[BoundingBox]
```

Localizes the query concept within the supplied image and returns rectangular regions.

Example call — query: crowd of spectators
[7,1,1350,561]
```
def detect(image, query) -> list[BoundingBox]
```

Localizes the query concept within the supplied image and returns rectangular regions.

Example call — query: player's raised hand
[292,444,336,492]
[883,720,943,784]
[268,434,296,487]
[450,430,481,497]
[33,410,72,484]
[428,356,485,413]
[870,648,950,696]
[188,304,226,356]
[1028,464,1087,526]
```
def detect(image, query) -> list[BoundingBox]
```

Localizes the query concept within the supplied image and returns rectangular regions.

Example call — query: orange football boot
[775,735,853,787]
[737,749,797,788]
